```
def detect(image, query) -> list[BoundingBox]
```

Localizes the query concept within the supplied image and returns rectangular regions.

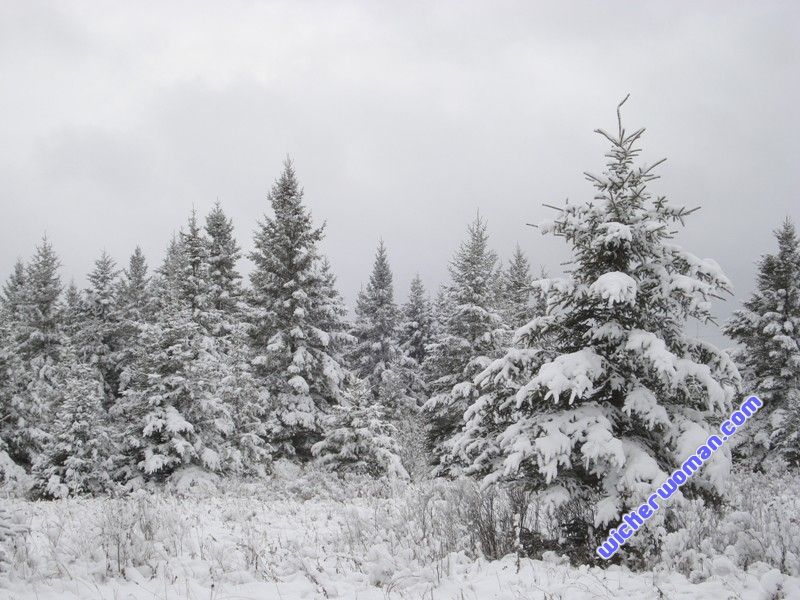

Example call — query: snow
[2,468,798,600]
[589,271,638,306]
[520,348,604,405]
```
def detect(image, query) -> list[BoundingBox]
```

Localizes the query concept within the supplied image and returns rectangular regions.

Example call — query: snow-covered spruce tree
[349,241,418,410]
[0,259,26,331]
[62,281,82,339]
[1,238,65,468]
[725,218,800,466]
[422,215,506,474]
[350,241,398,383]
[498,245,542,332]
[205,202,243,318]
[179,209,211,320]
[454,98,740,563]
[31,348,116,498]
[311,375,409,479]
[117,247,152,323]
[114,302,239,481]
[114,247,154,407]
[249,159,350,458]
[74,251,121,405]
[398,274,434,375]
[115,210,250,482]
[150,234,185,314]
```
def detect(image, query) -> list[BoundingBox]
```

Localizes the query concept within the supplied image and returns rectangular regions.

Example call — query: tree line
[1,100,798,563]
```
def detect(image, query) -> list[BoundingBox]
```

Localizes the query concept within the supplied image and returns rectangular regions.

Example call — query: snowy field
[2,463,799,600]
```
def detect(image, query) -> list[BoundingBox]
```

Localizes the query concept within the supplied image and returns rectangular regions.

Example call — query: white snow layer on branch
[589,272,638,307]
[517,349,604,405]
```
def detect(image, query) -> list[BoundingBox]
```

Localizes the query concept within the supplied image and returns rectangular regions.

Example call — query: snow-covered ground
[2,464,798,600]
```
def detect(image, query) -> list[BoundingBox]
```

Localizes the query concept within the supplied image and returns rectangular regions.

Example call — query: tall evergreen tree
[205,202,243,317]
[75,251,121,404]
[179,210,211,319]
[498,245,535,331]
[0,259,26,328]
[725,218,800,466]
[249,159,350,458]
[1,238,65,467]
[31,348,117,498]
[398,274,434,404]
[114,304,238,481]
[399,275,434,368]
[454,100,740,561]
[422,215,506,473]
[117,247,152,324]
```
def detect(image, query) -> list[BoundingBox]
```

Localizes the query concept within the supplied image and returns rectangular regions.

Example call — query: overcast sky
[1,1,798,343]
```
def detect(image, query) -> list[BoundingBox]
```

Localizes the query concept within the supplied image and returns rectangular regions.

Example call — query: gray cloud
[1,1,798,345]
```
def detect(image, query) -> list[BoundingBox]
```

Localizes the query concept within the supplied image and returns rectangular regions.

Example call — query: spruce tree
[75,251,121,405]
[399,275,434,368]
[0,260,26,328]
[31,348,116,498]
[498,245,535,331]
[454,99,740,561]
[249,159,349,458]
[117,247,151,321]
[348,241,417,410]
[350,240,398,384]
[311,376,409,479]
[1,238,65,467]
[725,218,800,466]
[114,305,238,480]
[422,215,506,473]
[205,202,243,316]
[62,281,82,339]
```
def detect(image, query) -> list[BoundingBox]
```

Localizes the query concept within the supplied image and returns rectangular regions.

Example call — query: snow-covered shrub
[660,469,800,581]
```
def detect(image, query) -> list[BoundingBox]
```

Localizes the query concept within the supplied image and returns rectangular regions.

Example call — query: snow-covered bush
[659,469,800,581]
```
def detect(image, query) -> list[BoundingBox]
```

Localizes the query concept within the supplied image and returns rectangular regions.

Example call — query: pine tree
[114,305,238,481]
[249,159,350,458]
[348,241,417,410]
[62,281,82,339]
[17,237,63,363]
[1,238,65,467]
[115,247,153,402]
[454,99,740,561]
[311,376,409,479]
[179,210,211,319]
[151,234,185,313]
[0,259,26,329]
[31,349,116,498]
[75,251,121,405]
[498,245,535,331]
[422,215,506,473]
[205,202,243,316]
[350,241,398,383]
[399,275,434,368]
[725,218,800,466]
[117,246,152,323]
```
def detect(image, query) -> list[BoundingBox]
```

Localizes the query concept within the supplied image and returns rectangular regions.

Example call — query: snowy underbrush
[661,465,800,584]
[1,464,799,599]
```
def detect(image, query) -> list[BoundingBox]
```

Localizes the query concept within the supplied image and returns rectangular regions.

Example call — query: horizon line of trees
[1,101,798,566]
